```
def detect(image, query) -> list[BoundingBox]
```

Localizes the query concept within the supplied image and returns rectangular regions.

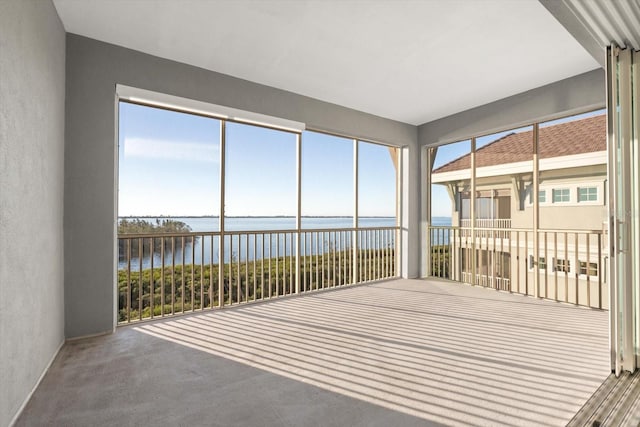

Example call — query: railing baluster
[321,231,324,287]
[564,231,568,303]
[275,233,280,297]
[180,236,185,313]
[191,235,195,312]
[210,234,214,308]
[367,230,371,282]
[360,230,364,282]
[437,228,441,278]
[335,231,338,286]
[238,234,242,303]
[492,227,496,289]
[289,232,293,294]
[516,231,520,294]
[371,230,375,280]
[261,233,265,300]
[161,238,165,315]
[598,233,603,309]
[452,228,457,281]
[499,228,504,290]
[384,229,388,279]
[171,237,175,315]
[554,232,558,302]
[333,231,337,286]
[524,231,528,295]
[282,233,287,294]
[229,234,233,305]
[353,229,357,283]
[575,232,579,305]
[253,234,257,301]
[362,230,371,282]
[544,232,548,299]
[364,230,371,282]
[200,235,204,310]
[374,229,378,280]
[315,232,319,290]
[586,233,591,307]
[302,232,306,292]
[245,234,249,302]
[338,231,347,286]
[284,232,288,294]
[219,234,224,308]
[150,237,154,318]
[126,239,131,323]
[139,238,143,321]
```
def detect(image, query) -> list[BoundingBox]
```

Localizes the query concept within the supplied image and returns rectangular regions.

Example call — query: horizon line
[117,215,453,219]
[117,215,417,219]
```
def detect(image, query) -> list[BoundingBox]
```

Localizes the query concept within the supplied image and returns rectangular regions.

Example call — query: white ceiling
[53,0,600,126]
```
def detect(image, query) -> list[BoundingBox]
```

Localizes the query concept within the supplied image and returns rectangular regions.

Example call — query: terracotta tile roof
[432,114,606,174]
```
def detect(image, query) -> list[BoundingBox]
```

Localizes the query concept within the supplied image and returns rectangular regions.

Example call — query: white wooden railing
[429,226,607,309]
[117,226,399,323]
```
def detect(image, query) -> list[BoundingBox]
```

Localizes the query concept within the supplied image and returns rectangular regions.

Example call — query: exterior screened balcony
[12,97,614,426]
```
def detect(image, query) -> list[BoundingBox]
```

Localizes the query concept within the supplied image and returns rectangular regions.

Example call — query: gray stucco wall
[418,68,605,147]
[0,1,66,426]
[64,35,418,338]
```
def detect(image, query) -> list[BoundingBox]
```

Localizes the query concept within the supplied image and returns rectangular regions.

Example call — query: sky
[119,102,604,219]
[118,102,396,217]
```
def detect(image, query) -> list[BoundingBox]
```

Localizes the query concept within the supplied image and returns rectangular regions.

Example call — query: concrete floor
[17,279,610,427]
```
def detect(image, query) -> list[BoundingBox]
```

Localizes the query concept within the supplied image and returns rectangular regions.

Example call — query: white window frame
[554,257,571,273]
[578,186,598,202]
[527,180,605,207]
[578,260,599,278]
[552,188,571,203]
[528,254,547,271]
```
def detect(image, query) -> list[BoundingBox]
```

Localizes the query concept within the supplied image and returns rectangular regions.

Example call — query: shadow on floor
[17,279,610,427]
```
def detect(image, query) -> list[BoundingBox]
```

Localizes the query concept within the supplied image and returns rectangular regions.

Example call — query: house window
[578,187,598,202]
[539,257,547,270]
[538,190,546,203]
[552,188,570,203]
[579,261,598,276]
[555,258,570,273]
[529,255,546,269]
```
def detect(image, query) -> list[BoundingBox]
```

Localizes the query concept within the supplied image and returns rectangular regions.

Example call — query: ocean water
[118,216,452,269]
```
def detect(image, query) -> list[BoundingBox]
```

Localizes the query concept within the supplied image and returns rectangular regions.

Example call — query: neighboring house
[431,114,608,309]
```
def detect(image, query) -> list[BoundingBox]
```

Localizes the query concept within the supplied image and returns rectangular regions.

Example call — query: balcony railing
[118,226,399,323]
[461,272,511,291]
[429,225,607,309]
[460,218,511,228]
[460,218,511,238]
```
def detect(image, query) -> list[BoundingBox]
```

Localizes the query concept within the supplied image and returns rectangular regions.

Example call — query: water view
[118,216,452,269]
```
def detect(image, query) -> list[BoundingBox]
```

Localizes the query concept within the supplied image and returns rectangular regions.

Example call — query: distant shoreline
[118,215,414,219]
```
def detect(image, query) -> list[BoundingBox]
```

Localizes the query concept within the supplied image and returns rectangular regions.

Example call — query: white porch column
[401,142,422,278]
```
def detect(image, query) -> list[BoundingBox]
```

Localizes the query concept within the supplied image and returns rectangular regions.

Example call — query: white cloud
[123,137,218,163]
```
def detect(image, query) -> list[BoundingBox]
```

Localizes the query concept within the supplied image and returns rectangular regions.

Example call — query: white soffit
[53,0,600,125]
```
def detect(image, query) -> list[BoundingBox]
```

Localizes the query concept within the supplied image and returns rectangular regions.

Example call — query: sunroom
[2,1,640,426]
